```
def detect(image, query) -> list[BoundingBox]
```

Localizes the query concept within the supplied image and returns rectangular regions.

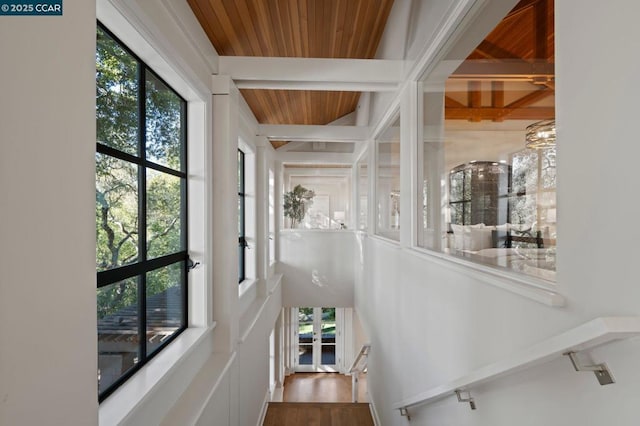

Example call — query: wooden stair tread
[263,402,374,426]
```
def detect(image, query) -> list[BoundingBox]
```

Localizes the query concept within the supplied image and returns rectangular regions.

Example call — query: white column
[211,76,240,352]
[255,143,268,292]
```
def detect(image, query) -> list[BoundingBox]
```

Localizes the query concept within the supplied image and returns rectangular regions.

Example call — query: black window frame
[96,22,189,402]
[238,149,247,283]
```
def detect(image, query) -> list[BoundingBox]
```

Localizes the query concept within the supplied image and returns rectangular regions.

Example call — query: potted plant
[283,184,315,228]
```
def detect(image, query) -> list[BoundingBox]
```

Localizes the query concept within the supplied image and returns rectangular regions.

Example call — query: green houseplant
[283,184,315,228]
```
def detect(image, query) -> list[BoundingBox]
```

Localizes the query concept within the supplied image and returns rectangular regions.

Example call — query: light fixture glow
[526,119,556,149]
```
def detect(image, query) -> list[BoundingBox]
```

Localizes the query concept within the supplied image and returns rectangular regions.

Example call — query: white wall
[0,0,284,424]
[279,231,356,308]
[0,1,98,425]
[357,1,640,425]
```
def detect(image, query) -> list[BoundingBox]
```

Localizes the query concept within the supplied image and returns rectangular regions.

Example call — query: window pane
[238,196,244,236]
[96,27,139,156]
[376,114,401,240]
[238,150,244,193]
[146,169,183,259]
[145,71,184,171]
[238,244,245,282]
[146,262,184,356]
[96,154,139,271]
[97,278,140,394]
[418,0,556,282]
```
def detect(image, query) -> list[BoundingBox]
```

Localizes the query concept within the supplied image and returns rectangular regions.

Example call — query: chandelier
[525,119,556,149]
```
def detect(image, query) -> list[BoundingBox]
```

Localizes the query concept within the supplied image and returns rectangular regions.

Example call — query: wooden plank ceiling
[187,0,554,147]
[447,0,555,122]
[188,0,395,148]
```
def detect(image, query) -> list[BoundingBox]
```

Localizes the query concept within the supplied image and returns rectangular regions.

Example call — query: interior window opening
[419,0,556,282]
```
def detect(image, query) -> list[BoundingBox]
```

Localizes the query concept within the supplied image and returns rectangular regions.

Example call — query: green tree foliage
[283,184,315,228]
[96,27,184,320]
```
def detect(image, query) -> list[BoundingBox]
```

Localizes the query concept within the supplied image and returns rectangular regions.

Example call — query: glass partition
[357,153,368,231]
[418,0,556,282]
[375,114,401,241]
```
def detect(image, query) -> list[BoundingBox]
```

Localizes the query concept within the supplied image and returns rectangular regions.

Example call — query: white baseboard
[369,403,381,426]
[271,385,284,402]
[257,390,270,426]
[367,388,382,426]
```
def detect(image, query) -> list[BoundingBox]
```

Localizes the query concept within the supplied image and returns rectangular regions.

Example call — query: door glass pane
[321,345,336,365]
[321,308,336,344]
[299,345,313,365]
[298,308,313,365]
[321,308,336,366]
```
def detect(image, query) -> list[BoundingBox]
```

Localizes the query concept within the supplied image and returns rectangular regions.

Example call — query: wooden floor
[282,372,368,403]
[263,373,373,425]
[263,402,374,426]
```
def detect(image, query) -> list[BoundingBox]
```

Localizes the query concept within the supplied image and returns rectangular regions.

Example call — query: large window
[96,24,188,401]
[417,0,556,282]
[238,149,246,283]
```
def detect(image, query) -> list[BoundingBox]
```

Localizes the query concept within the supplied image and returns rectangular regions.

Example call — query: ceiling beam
[448,59,554,82]
[445,107,554,121]
[219,56,402,91]
[258,124,370,142]
[277,152,355,164]
[505,89,553,110]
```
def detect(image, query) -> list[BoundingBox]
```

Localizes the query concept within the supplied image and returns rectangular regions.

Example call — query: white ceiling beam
[276,152,355,164]
[219,56,403,91]
[258,124,370,142]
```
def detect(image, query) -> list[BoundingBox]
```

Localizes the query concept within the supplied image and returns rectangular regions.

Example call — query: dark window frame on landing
[96,22,188,402]
[238,149,247,283]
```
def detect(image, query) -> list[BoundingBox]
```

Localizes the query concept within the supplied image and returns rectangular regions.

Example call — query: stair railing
[349,343,371,402]
[392,317,640,419]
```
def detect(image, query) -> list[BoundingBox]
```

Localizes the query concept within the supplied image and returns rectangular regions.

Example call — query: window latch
[187,258,200,271]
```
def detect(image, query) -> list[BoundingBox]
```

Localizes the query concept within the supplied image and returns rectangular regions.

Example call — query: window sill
[239,278,258,297]
[99,324,215,426]
[280,229,354,234]
[369,234,402,248]
[405,246,564,307]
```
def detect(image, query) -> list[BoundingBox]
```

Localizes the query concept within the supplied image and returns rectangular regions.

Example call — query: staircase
[263,402,374,426]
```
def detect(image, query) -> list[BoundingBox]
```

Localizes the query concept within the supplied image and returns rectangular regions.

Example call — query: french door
[295,307,339,372]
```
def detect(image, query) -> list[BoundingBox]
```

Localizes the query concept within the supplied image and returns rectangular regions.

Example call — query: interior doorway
[295,307,339,372]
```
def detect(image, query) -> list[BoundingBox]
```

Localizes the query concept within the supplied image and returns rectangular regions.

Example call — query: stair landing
[263,402,374,426]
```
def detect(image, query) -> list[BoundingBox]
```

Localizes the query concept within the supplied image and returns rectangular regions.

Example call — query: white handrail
[349,343,371,374]
[349,344,371,403]
[393,317,640,414]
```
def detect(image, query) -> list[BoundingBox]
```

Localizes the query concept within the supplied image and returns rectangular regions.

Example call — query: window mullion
[138,64,148,360]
